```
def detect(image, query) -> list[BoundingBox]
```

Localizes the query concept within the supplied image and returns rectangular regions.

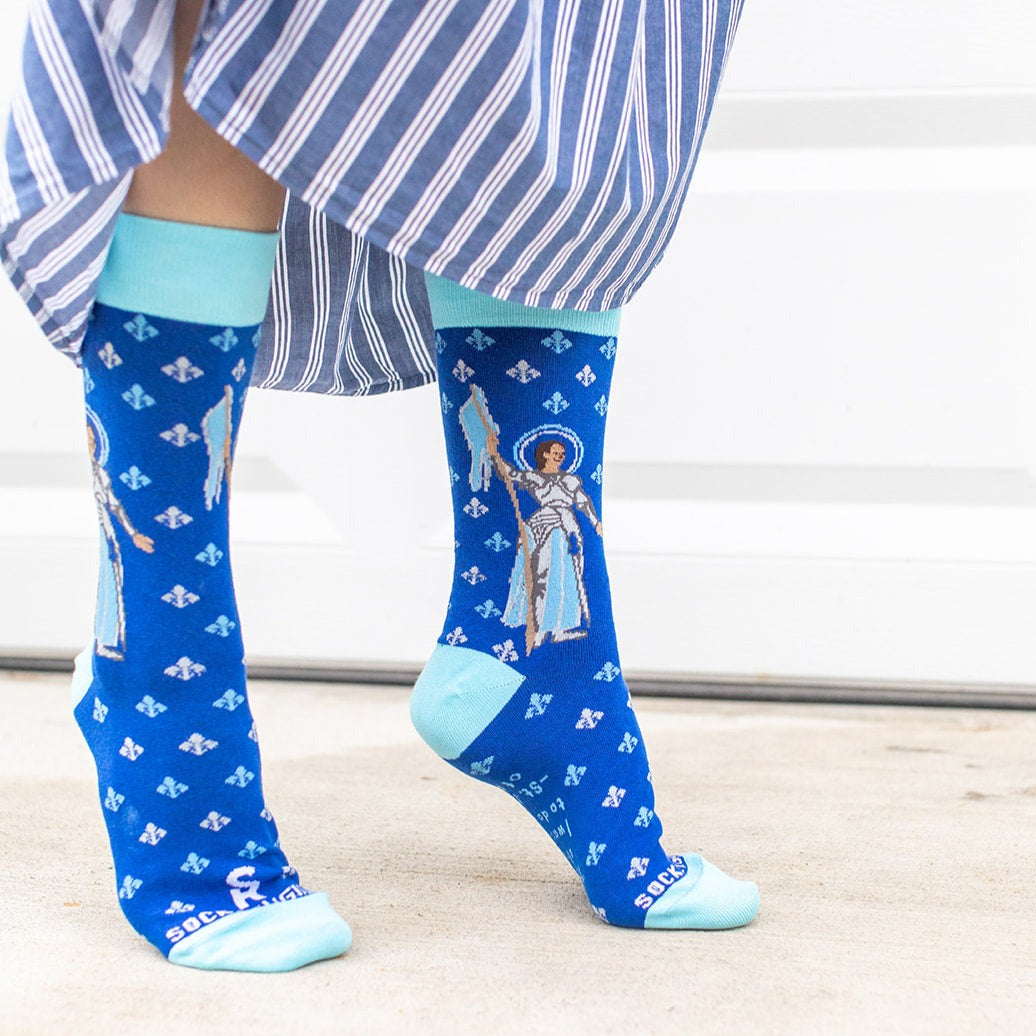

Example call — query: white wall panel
[1,2,1035,690]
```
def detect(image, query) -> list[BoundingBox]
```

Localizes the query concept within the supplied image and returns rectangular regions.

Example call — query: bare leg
[122,0,285,231]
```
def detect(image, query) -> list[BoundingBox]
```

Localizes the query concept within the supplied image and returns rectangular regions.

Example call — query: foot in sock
[73,214,350,969]
[411,275,758,929]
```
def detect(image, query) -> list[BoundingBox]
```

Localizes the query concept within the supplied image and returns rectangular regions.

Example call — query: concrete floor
[1,670,1034,1035]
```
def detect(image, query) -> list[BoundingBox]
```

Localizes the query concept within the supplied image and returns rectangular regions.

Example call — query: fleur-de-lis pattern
[73,302,315,955]
[120,466,151,490]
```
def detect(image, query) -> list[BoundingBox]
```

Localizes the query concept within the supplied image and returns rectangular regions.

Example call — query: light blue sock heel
[411,645,525,759]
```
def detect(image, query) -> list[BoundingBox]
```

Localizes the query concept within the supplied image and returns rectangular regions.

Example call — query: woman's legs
[74,0,350,970]
[412,274,759,928]
[122,0,285,231]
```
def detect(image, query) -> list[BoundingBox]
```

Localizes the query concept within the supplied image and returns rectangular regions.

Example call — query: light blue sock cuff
[97,213,279,327]
[424,272,621,336]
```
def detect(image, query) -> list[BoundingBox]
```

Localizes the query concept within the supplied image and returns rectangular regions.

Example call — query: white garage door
[2,1,1035,696]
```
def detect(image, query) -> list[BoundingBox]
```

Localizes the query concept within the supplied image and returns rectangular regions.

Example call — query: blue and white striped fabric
[0,0,744,396]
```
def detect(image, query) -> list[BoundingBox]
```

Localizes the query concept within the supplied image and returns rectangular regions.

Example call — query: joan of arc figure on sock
[201,385,235,511]
[487,432,603,650]
[86,408,154,660]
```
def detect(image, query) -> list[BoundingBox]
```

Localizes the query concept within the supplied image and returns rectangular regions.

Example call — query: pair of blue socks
[74,215,756,972]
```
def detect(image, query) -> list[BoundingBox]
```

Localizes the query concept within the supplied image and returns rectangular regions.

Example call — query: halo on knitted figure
[85,403,110,466]
[513,424,584,473]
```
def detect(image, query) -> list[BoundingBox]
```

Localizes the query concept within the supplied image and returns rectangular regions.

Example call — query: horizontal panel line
[6,654,1034,711]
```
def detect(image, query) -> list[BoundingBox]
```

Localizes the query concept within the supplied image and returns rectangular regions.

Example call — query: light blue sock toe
[644,856,759,930]
[167,892,352,971]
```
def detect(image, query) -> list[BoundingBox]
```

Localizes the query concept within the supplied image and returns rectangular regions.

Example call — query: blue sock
[412,275,759,929]
[74,214,351,970]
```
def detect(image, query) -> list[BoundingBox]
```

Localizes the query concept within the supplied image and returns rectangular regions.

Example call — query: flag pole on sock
[462,384,536,656]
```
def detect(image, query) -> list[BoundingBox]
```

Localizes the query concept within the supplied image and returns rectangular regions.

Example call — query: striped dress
[0,0,744,396]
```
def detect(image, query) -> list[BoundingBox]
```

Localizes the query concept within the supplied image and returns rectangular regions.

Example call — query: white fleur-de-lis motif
[435,331,447,354]
[448,467,461,485]
[593,906,607,920]
[92,697,108,723]
[586,841,606,866]
[124,314,158,341]
[160,423,200,447]
[119,875,142,900]
[122,384,155,410]
[525,693,553,719]
[83,368,94,393]
[162,585,199,608]
[444,626,468,646]
[470,756,494,776]
[463,497,489,519]
[155,505,193,529]
[135,694,167,718]
[594,394,609,416]
[231,357,247,382]
[460,566,486,585]
[565,765,587,786]
[484,531,512,552]
[475,599,502,619]
[440,392,453,415]
[602,786,626,808]
[590,463,604,485]
[119,466,151,491]
[492,639,519,662]
[453,359,475,382]
[260,807,274,822]
[634,807,655,828]
[210,328,238,352]
[542,391,569,415]
[195,542,224,567]
[164,657,206,681]
[180,852,210,875]
[618,731,639,754]
[164,900,195,915]
[200,811,231,832]
[238,840,266,860]
[600,337,617,360]
[225,766,255,788]
[156,776,188,798]
[213,689,244,711]
[627,856,650,880]
[575,708,604,730]
[205,614,236,637]
[247,723,258,742]
[542,330,573,354]
[594,661,621,682]
[506,359,541,384]
[119,737,143,761]
[179,732,218,756]
[466,328,495,351]
[575,364,596,387]
[139,823,167,846]
[104,786,125,812]
[161,356,204,383]
[97,342,122,369]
